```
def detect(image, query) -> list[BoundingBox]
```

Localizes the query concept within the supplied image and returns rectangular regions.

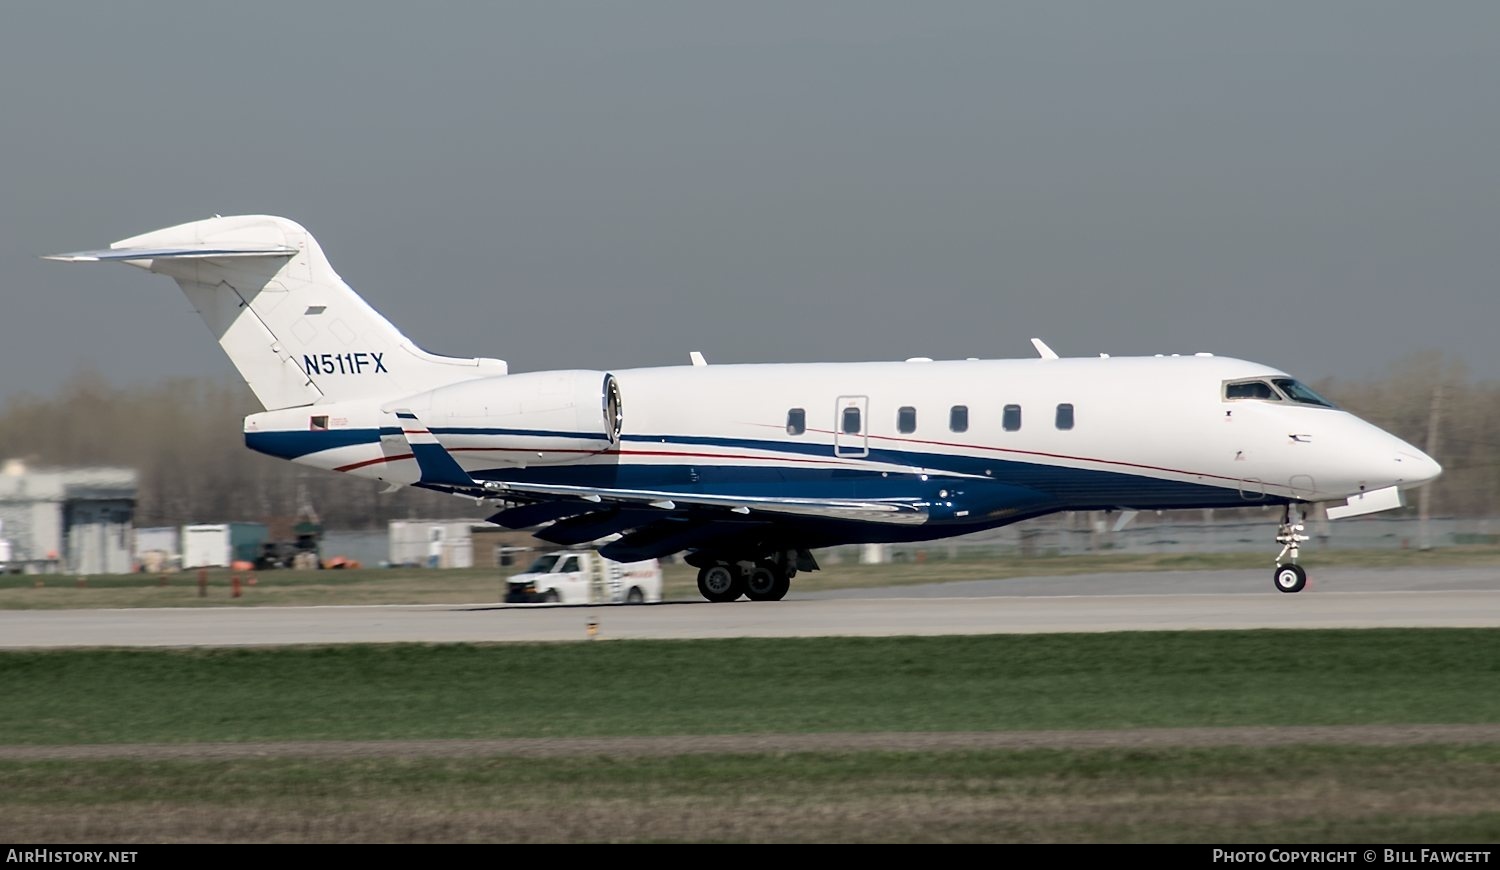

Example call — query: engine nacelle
[244,370,622,475]
[416,369,622,465]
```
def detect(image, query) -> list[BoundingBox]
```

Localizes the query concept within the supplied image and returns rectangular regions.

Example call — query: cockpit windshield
[1224,377,1338,408]
[1225,380,1281,401]
[1272,378,1337,408]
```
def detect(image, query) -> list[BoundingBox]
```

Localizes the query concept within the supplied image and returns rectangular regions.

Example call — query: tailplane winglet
[390,410,476,488]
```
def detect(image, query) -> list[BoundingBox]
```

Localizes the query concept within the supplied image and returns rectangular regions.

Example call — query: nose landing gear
[1273,505,1310,593]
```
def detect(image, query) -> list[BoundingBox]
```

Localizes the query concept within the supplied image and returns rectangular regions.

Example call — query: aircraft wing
[481,484,928,563]
[479,479,929,525]
[390,408,929,532]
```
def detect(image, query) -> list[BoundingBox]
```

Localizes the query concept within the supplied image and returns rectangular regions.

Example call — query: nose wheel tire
[697,564,745,602]
[1274,564,1307,594]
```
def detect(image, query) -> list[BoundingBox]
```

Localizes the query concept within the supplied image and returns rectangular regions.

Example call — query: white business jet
[49,216,1441,601]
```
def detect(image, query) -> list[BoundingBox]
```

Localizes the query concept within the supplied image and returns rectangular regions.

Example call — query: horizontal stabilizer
[44,245,297,262]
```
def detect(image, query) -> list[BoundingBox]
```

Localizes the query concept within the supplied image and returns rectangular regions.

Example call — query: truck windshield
[525,554,560,573]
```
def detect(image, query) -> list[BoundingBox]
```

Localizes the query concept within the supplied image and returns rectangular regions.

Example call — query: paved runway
[3,566,1498,648]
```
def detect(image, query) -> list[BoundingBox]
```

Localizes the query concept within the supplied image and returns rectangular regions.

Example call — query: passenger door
[834,395,869,458]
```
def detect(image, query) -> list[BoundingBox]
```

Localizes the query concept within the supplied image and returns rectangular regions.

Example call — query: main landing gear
[1272,505,1310,593]
[695,559,794,602]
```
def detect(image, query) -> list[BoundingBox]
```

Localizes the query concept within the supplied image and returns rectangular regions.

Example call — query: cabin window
[1224,380,1281,401]
[1003,404,1022,432]
[841,406,862,435]
[786,408,806,435]
[897,406,917,434]
[1056,403,1074,430]
[949,405,968,433]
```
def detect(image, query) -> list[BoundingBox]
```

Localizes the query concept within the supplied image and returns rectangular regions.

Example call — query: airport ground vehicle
[505,549,662,604]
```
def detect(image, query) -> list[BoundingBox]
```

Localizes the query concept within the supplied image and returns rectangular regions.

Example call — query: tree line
[0,354,1495,529]
[0,367,471,529]
[1310,352,1500,518]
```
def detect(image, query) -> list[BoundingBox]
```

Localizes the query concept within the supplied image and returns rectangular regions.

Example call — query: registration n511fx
[49,215,1440,601]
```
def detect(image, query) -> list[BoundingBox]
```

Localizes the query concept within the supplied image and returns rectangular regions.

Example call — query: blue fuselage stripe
[245,425,1258,514]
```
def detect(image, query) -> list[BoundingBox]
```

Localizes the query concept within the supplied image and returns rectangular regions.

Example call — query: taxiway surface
[3,566,1497,648]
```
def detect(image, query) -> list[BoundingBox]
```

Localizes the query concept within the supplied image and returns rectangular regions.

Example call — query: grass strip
[2,629,1497,744]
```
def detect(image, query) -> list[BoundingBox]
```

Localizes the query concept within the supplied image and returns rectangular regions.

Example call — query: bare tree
[0,372,475,529]
[5,362,1498,527]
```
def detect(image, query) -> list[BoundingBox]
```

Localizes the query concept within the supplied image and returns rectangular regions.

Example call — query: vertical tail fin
[47,215,506,410]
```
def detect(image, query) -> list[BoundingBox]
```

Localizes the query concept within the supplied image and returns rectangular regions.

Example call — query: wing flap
[534,509,663,545]
[600,520,738,562]
[488,502,601,529]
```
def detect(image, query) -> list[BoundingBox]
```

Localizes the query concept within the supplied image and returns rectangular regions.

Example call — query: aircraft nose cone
[1396,449,1442,486]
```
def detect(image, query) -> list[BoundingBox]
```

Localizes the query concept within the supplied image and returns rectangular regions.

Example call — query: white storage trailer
[181,523,267,568]
[388,520,477,568]
[133,526,181,571]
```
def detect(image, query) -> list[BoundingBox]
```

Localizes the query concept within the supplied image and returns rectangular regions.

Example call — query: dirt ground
[7,725,1499,842]
[4,723,1499,760]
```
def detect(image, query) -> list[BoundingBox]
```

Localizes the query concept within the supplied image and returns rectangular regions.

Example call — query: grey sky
[3,2,1498,406]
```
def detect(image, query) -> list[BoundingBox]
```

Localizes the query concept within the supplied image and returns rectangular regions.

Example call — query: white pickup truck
[505,549,663,605]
